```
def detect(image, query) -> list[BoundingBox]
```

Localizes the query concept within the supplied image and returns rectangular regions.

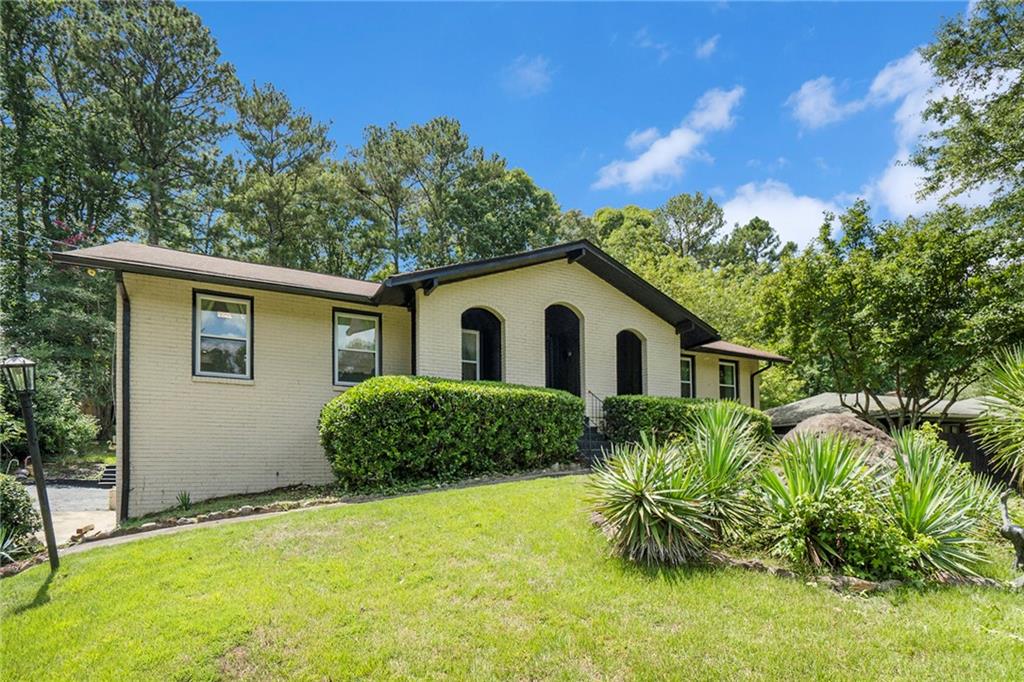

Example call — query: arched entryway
[545,304,581,396]
[616,330,644,395]
[461,308,503,381]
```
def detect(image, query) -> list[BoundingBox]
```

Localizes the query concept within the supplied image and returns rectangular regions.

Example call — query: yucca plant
[759,433,879,569]
[973,345,1024,490]
[683,401,764,540]
[588,435,713,566]
[888,429,988,577]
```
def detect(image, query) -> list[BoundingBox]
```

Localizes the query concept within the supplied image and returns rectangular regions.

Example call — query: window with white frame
[334,310,380,385]
[680,355,695,398]
[719,360,738,400]
[461,329,480,380]
[194,292,253,379]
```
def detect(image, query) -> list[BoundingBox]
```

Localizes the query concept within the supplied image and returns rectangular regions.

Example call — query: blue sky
[188,1,969,246]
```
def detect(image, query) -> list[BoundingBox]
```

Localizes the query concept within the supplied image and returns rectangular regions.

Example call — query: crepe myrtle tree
[764,200,1024,431]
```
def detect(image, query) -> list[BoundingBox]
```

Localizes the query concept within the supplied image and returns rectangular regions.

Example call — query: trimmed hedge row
[320,376,584,488]
[603,395,774,445]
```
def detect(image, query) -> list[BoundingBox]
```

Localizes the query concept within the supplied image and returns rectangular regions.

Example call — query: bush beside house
[0,474,41,562]
[603,395,773,445]
[320,376,584,488]
[0,370,99,461]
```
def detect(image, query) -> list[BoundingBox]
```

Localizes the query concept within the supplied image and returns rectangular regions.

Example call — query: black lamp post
[2,351,59,571]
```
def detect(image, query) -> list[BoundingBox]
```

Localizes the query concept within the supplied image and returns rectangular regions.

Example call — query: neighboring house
[55,240,790,518]
[767,392,1009,484]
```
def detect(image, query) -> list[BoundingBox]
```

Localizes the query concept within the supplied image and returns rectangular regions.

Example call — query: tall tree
[339,123,418,274]
[655,192,724,263]
[915,0,1024,236]
[764,200,1024,429]
[717,217,794,267]
[73,0,236,246]
[228,82,335,266]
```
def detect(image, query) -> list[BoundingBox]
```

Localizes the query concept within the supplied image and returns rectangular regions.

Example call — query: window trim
[719,359,739,401]
[192,289,254,380]
[680,353,696,399]
[332,307,382,387]
[461,328,481,381]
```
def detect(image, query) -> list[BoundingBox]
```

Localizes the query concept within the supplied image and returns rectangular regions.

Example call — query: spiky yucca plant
[684,402,764,540]
[589,435,713,566]
[973,345,1024,490]
[888,430,988,576]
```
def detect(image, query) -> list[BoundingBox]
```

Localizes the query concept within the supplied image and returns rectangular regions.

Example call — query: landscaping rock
[782,413,896,469]
[139,522,159,532]
[176,517,197,526]
[85,530,109,541]
[237,505,255,515]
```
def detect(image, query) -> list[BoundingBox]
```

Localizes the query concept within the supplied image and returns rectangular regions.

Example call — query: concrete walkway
[26,484,117,546]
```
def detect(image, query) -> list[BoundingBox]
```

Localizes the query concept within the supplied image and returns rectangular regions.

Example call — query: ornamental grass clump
[887,429,994,577]
[682,402,764,541]
[588,435,713,566]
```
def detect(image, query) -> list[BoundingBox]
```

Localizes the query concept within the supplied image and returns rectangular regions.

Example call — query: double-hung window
[719,360,738,400]
[334,310,380,385]
[461,329,480,380]
[194,292,253,379]
[680,355,695,398]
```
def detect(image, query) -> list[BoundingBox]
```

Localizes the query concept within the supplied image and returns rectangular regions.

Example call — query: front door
[545,305,581,396]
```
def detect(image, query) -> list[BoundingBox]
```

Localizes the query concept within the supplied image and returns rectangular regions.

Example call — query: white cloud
[593,86,745,191]
[785,76,866,129]
[695,34,720,59]
[501,55,553,98]
[626,127,661,151]
[633,27,674,63]
[723,180,841,246]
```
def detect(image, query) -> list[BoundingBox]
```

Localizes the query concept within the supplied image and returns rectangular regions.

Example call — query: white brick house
[56,240,790,518]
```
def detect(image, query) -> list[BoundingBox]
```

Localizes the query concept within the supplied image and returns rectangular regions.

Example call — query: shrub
[588,435,713,565]
[973,344,1024,489]
[682,401,764,541]
[0,369,99,460]
[320,376,584,488]
[0,473,41,546]
[759,433,920,580]
[887,429,991,577]
[603,395,773,445]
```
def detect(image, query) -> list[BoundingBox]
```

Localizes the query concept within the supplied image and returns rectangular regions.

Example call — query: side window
[334,310,380,385]
[461,329,480,380]
[719,361,738,400]
[680,355,694,398]
[194,292,252,379]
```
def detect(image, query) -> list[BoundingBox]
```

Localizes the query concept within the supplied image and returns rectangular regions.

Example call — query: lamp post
[2,351,59,571]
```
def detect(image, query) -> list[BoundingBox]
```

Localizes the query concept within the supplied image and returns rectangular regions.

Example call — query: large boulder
[781,413,895,469]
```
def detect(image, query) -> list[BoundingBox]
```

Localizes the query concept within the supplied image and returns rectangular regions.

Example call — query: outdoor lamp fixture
[1,351,59,571]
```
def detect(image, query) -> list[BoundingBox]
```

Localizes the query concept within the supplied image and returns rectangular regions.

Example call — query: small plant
[176,490,192,510]
[682,401,764,541]
[973,345,1024,489]
[887,429,989,577]
[0,473,41,544]
[588,435,713,566]
[0,524,25,565]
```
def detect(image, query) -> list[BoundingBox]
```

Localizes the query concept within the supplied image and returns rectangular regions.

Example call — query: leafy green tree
[763,200,1024,429]
[555,209,599,244]
[597,206,667,267]
[73,0,237,246]
[227,82,335,267]
[915,0,1024,235]
[717,217,793,267]
[449,163,559,261]
[655,192,724,264]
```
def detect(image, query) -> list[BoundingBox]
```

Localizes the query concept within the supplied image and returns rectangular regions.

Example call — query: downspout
[116,272,131,521]
[749,361,774,409]
[409,293,417,376]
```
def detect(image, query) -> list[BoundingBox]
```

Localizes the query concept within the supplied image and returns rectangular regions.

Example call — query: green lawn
[2,476,1021,681]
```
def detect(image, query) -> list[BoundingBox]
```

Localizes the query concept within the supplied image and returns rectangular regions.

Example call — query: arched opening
[616,330,644,395]
[461,308,502,381]
[545,304,581,396]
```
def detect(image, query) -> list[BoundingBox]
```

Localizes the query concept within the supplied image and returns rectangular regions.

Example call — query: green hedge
[603,395,774,445]
[320,376,584,488]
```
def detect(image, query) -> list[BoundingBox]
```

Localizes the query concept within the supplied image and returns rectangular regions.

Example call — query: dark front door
[545,305,581,396]
[616,330,643,395]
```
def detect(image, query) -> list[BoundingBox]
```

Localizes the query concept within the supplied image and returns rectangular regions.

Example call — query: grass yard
[1,476,1022,681]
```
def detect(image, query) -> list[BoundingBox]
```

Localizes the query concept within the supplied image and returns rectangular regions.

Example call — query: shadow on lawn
[10,570,56,615]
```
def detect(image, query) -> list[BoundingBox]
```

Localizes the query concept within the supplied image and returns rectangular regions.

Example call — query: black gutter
[409,296,417,375]
[116,272,131,521]
[749,361,774,408]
